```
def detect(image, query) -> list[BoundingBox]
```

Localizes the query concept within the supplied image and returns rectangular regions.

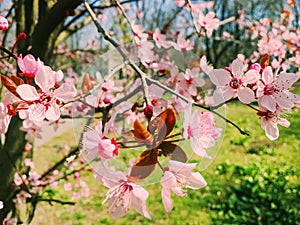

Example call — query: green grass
[31,103,300,225]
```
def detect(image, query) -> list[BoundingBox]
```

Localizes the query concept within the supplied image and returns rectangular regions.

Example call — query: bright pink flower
[161,160,207,212]
[94,164,151,219]
[17,54,43,78]
[82,121,118,161]
[0,16,8,30]
[259,109,290,140]
[209,58,259,105]
[198,11,219,37]
[183,103,222,158]
[16,65,77,121]
[257,66,300,112]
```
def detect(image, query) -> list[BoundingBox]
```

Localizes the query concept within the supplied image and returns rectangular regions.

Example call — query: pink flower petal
[131,185,151,219]
[53,83,77,102]
[260,95,276,112]
[161,187,173,212]
[262,66,274,84]
[209,69,231,86]
[231,58,244,76]
[35,66,55,91]
[187,172,207,189]
[237,87,255,104]
[16,84,39,101]
[28,104,46,121]
[45,103,60,121]
[275,72,298,90]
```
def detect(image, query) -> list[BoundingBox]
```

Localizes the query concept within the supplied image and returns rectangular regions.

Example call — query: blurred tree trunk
[0,0,82,221]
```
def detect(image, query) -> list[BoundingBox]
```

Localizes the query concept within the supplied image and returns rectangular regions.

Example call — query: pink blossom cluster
[209,57,299,140]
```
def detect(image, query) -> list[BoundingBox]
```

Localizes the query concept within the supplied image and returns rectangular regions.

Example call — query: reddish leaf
[158,142,187,163]
[128,149,158,182]
[10,75,24,86]
[148,108,176,142]
[1,75,21,99]
[81,73,93,93]
[260,54,270,69]
[132,119,153,145]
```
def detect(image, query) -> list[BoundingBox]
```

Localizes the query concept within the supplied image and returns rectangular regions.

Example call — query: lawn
[31,102,300,225]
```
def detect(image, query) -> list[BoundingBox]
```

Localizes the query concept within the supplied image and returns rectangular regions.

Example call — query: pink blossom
[24,158,35,168]
[152,28,173,49]
[28,171,40,186]
[2,211,17,225]
[209,58,259,105]
[183,103,222,158]
[94,164,151,219]
[64,183,72,192]
[0,16,8,30]
[257,66,300,112]
[161,160,207,212]
[14,173,26,186]
[17,54,43,78]
[176,68,205,97]
[198,11,219,37]
[259,109,290,140]
[82,121,119,161]
[16,65,77,121]
[174,37,194,52]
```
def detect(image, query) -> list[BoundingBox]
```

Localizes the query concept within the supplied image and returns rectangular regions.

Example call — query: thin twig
[83,0,149,105]
[37,198,75,205]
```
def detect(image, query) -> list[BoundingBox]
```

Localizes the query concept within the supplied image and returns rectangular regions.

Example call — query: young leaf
[128,149,158,182]
[1,75,21,99]
[132,119,153,145]
[148,108,176,142]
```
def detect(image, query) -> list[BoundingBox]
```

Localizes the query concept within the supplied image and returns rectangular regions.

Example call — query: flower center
[263,84,275,95]
[229,78,242,89]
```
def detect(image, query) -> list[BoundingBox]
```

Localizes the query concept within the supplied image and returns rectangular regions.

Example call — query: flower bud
[0,16,8,31]
[249,63,261,72]
[144,105,153,120]
[17,32,27,42]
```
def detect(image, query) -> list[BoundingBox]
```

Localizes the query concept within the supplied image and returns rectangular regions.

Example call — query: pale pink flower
[17,54,43,78]
[183,103,222,158]
[24,158,35,168]
[0,102,11,134]
[64,183,72,192]
[174,37,194,52]
[161,160,207,212]
[94,164,151,219]
[82,121,118,161]
[2,211,17,225]
[0,201,3,209]
[0,16,8,30]
[16,65,77,121]
[257,66,300,112]
[152,28,173,49]
[198,11,219,37]
[176,68,205,97]
[14,173,26,186]
[209,58,259,105]
[28,171,40,186]
[259,109,290,140]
